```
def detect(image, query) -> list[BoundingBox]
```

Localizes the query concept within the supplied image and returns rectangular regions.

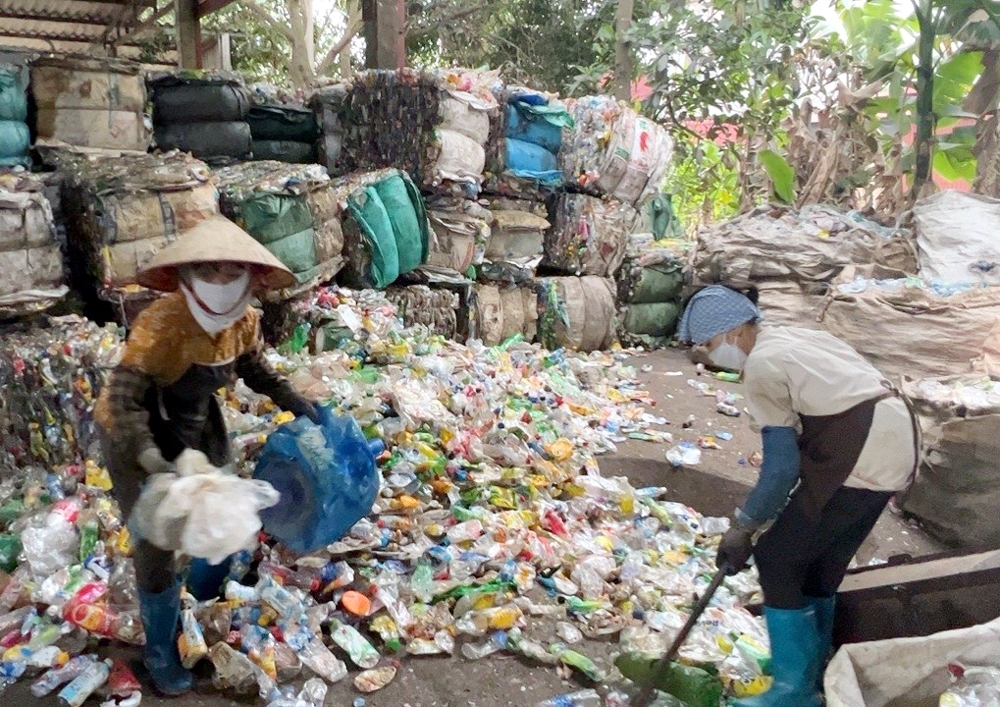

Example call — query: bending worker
[677,285,918,707]
[95,215,321,696]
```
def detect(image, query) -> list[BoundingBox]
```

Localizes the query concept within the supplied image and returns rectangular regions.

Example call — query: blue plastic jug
[253,406,382,553]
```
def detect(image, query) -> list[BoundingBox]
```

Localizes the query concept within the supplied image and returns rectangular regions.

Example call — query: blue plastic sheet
[254,407,381,553]
[505,138,563,185]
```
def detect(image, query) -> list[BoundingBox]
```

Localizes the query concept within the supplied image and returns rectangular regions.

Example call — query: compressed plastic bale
[373,174,429,274]
[544,193,636,277]
[616,257,685,304]
[440,93,490,143]
[426,198,491,275]
[236,193,314,245]
[0,120,29,160]
[473,283,538,346]
[505,138,560,177]
[537,276,617,352]
[54,151,218,308]
[435,129,487,185]
[819,264,1000,380]
[247,104,318,142]
[309,84,348,172]
[35,107,150,152]
[385,285,460,338]
[149,76,250,124]
[155,121,252,162]
[0,66,27,121]
[620,301,681,338]
[486,209,549,263]
[252,140,317,164]
[506,103,563,153]
[31,56,146,113]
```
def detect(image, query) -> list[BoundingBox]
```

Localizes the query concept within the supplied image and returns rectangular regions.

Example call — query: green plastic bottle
[615,652,723,707]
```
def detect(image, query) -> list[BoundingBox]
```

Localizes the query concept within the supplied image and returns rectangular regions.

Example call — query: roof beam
[0,27,161,48]
[0,8,132,25]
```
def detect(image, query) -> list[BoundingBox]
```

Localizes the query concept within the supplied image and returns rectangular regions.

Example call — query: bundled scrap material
[0,173,67,318]
[913,191,1000,286]
[214,161,344,296]
[385,284,460,339]
[616,237,686,348]
[484,208,549,271]
[336,169,430,289]
[425,197,491,276]
[484,88,572,199]
[543,193,636,277]
[247,104,319,164]
[537,276,617,352]
[56,151,218,316]
[472,283,538,346]
[0,65,29,168]
[819,264,1000,381]
[320,69,499,195]
[149,73,252,163]
[898,375,1000,549]
[31,56,148,152]
[561,96,673,208]
[689,203,917,330]
[0,316,122,470]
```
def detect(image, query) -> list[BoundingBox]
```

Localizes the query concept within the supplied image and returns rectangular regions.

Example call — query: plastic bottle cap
[340,591,371,616]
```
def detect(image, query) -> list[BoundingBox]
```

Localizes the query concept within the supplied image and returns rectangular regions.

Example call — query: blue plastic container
[253,407,382,553]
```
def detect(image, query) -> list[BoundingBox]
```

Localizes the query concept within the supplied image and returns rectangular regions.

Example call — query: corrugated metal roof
[0,0,157,49]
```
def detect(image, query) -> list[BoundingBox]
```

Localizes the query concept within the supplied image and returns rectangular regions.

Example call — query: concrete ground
[5,348,945,707]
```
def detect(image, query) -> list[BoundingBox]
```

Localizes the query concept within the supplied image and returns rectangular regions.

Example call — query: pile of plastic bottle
[0,288,773,707]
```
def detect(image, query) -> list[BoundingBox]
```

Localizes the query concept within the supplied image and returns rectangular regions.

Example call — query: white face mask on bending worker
[709,333,748,372]
[179,264,253,336]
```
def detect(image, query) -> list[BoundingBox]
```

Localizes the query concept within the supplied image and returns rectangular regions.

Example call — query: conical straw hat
[138,214,296,291]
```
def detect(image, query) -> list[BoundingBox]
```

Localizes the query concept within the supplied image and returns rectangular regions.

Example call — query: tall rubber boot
[186,556,233,602]
[731,606,824,707]
[138,582,193,696]
[807,595,836,690]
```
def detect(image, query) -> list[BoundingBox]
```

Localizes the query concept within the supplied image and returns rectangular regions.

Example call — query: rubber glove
[138,447,176,475]
[717,522,755,575]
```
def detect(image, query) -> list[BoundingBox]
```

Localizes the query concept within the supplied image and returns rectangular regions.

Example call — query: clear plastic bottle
[299,636,348,683]
[209,641,257,693]
[31,655,97,697]
[329,618,380,669]
[298,676,328,707]
[178,592,208,668]
[460,630,507,660]
[56,657,111,707]
[534,689,603,707]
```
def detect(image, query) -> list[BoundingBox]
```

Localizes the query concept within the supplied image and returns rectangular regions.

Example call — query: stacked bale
[149,73,251,164]
[561,95,673,208]
[214,161,344,297]
[472,284,538,347]
[31,56,148,152]
[425,197,491,277]
[689,204,917,329]
[536,275,617,352]
[542,193,636,277]
[56,151,218,322]
[248,103,319,164]
[333,168,430,290]
[315,69,498,195]
[385,285,460,339]
[616,237,686,348]
[0,173,67,317]
[0,65,30,168]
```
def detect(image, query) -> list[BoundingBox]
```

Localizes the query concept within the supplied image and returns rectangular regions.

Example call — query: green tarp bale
[625,261,685,304]
[239,193,314,245]
[348,186,400,289]
[621,301,681,338]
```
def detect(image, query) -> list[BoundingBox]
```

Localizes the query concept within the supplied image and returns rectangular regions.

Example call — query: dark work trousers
[753,485,893,609]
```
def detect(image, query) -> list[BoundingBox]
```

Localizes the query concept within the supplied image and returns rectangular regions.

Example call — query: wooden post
[612,0,634,102]
[175,0,202,69]
[363,0,405,69]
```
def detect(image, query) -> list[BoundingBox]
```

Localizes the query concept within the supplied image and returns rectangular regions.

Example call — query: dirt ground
[4,348,946,707]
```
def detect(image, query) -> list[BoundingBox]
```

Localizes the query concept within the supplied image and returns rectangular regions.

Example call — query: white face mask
[180,269,252,335]
[709,335,748,372]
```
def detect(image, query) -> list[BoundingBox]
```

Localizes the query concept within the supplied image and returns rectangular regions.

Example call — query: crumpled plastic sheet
[0,315,122,471]
[0,284,773,704]
[318,69,499,195]
[50,150,218,310]
[543,193,637,278]
[0,172,68,317]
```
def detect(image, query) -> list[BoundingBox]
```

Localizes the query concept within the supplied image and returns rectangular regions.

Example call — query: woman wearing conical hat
[95,215,320,696]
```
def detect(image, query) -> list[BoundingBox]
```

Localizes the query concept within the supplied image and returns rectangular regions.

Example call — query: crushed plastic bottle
[57,657,111,707]
[666,441,702,467]
[535,689,602,707]
[354,665,397,693]
[329,618,380,669]
[460,630,508,660]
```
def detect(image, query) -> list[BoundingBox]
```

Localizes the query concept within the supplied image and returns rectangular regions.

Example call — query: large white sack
[914,190,1000,285]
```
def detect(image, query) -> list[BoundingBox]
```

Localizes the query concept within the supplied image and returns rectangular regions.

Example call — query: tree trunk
[911,1,936,198]
[287,0,316,88]
[612,0,634,102]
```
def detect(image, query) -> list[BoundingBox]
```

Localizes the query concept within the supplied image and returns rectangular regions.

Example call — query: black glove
[284,393,322,424]
[717,526,755,575]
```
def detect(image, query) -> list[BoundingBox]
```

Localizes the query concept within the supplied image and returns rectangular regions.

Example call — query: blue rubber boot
[730,606,824,707]
[186,556,233,602]
[807,595,836,690]
[139,582,193,696]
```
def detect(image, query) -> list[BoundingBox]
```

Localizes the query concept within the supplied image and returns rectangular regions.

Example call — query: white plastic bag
[133,451,280,563]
